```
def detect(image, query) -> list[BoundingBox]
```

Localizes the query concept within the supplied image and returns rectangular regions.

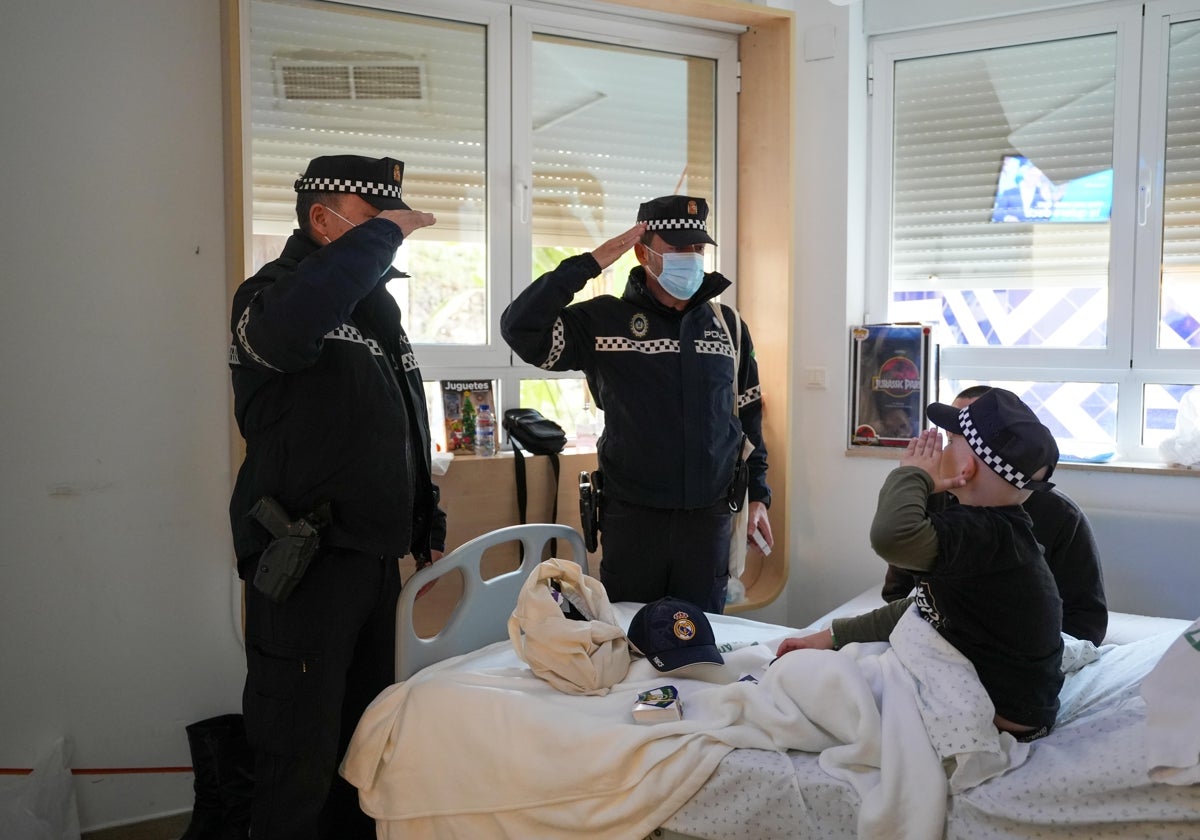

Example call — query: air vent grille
[274,56,426,102]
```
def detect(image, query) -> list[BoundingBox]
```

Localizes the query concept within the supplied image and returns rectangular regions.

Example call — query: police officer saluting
[228,154,446,838]
[501,195,773,614]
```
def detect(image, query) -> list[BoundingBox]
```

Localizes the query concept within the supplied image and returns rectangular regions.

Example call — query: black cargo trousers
[240,546,400,840]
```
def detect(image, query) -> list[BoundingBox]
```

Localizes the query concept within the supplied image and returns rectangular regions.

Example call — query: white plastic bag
[0,738,81,840]
[1159,389,1200,467]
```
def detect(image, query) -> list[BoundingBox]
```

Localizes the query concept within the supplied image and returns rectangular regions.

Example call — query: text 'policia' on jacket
[500,253,770,511]
[227,217,444,564]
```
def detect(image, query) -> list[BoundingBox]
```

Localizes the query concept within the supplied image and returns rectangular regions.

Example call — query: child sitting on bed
[777,388,1065,741]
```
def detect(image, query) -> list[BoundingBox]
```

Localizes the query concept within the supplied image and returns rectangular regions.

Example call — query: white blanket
[341,606,1024,840]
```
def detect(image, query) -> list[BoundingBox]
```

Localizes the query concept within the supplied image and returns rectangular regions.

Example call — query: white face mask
[646,247,705,300]
[321,205,359,243]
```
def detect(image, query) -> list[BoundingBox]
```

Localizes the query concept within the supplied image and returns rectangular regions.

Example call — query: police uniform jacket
[501,253,770,511]
[228,218,445,565]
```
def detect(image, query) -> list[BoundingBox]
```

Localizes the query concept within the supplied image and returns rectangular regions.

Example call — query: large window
[244,0,738,445]
[868,1,1200,463]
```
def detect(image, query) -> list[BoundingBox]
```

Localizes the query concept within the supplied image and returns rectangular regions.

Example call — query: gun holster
[248,497,330,603]
[578,470,603,553]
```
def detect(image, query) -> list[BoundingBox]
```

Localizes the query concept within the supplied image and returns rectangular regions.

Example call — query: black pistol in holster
[578,470,603,553]
[248,497,331,603]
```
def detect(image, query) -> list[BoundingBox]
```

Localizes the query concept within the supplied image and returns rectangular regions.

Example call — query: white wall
[1,0,1197,830]
[0,0,243,829]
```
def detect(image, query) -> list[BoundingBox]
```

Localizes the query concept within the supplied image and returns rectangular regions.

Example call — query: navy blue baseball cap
[627,597,723,672]
[927,387,1058,492]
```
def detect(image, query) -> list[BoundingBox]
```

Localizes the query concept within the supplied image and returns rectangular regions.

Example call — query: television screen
[990,155,1112,223]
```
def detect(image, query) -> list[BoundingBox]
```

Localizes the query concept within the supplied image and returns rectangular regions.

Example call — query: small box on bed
[633,685,683,723]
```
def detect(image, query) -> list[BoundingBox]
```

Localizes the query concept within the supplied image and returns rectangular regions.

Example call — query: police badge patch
[630,313,649,338]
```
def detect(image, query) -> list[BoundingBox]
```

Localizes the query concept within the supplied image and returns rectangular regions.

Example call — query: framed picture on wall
[849,324,936,448]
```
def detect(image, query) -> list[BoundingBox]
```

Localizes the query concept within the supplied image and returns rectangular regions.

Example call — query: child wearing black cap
[777,388,1065,741]
[882,385,1108,645]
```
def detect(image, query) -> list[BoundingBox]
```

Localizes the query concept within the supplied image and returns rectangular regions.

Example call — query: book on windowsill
[440,380,495,455]
[849,324,936,448]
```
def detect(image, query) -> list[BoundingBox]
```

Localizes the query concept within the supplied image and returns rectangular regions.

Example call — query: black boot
[180,714,253,840]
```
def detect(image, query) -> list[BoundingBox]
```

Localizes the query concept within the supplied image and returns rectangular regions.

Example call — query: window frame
[237,0,741,433]
[865,0,1200,463]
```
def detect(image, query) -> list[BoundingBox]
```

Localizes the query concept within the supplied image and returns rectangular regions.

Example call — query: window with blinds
[872,1,1200,462]
[243,0,737,437]
[889,33,1117,349]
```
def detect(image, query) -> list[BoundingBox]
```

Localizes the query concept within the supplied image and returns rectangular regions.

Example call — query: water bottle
[574,401,598,449]
[476,404,496,457]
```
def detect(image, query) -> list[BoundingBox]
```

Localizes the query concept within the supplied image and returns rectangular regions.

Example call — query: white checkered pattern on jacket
[595,336,680,354]
[738,384,761,409]
[234,304,283,372]
[326,324,386,356]
[294,177,403,201]
[232,317,401,371]
[960,409,1029,488]
[540,318,567,369]
[695,339,735,358]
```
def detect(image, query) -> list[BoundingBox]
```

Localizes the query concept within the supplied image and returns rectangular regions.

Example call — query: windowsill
[844,445,1200,477]
[438,444,598,460]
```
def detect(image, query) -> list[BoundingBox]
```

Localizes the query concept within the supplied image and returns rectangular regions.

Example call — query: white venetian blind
[1163,18,1200,272]
[249,0,488,235]
[889,32,1117,289]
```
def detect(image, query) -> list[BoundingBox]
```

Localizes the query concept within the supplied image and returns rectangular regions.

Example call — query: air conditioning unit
[272,52,426,103]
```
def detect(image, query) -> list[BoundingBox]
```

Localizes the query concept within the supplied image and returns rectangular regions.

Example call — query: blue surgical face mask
[646,247,705,300]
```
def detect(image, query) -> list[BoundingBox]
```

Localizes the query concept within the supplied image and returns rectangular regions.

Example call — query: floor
[82,812,190,840]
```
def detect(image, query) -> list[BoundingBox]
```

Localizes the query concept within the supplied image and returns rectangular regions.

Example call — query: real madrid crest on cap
[637,195,717,248]
[294,155,411,211]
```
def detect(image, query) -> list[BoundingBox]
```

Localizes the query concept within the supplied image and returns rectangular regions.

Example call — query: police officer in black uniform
[228,155,446,839]
[501,195,772,614]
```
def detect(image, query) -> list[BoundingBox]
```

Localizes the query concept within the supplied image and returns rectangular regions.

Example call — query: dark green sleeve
[869,466,939,572]
[831,598,913,647]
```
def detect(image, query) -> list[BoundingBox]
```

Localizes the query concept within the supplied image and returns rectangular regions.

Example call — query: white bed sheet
[662,594,1199,840]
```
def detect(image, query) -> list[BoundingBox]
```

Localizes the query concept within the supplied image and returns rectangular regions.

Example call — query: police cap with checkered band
[927,387,1059,492]
[637,195,717,247]
[294,155,411,210]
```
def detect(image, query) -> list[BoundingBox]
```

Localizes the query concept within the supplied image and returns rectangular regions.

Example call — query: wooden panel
[728,15,794,613]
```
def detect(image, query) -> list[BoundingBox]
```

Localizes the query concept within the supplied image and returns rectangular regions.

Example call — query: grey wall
[0,0,244,828]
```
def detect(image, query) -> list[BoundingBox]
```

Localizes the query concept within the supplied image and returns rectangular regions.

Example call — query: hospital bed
[341,523,1200,840]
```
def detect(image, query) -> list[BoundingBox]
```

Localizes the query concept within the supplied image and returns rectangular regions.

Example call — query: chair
[395,523,588,681]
